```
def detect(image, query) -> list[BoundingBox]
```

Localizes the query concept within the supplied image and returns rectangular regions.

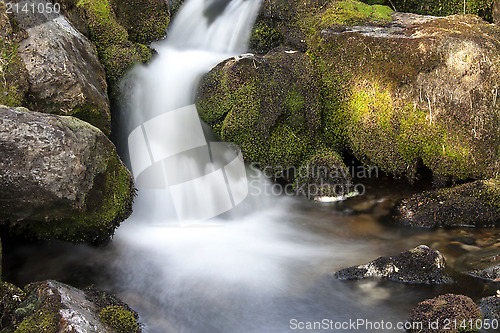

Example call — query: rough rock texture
[454,248,500,282]
[7,0,111,135]
[0,105,134,244]
[197,48,324,181]
[314,13,500,182]
[1,280,141,333]
[494,0,500,23]
[408,294,482,333]
[479,295,500,319]
[334,245,452,284]
[395,179,500,228]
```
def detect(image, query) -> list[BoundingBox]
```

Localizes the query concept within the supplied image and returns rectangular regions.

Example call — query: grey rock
[0,105,134,244]
[334,245,452,284]
[12,0,111,135]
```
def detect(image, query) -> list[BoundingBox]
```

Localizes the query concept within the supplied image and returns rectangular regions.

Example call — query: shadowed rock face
[9,0,111,135]
[395,179,500,228]
[0,105,134,244]
[408,294,481,333]
[334,245,452,284]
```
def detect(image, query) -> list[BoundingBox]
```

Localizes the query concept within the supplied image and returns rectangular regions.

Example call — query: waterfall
[121,0,262,223]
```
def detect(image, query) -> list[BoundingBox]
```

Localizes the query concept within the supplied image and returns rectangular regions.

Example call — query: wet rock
[10,0,111,135]
[334,245,452,284]
[294,148,354,199]
[479,294,500,319]
[408,294,481,333]
[197,47,323,184]
[6,280,141,333]
[202,4,500,184]
[395,179,500,228]
[454,248,500,282]
[0,105,134,244]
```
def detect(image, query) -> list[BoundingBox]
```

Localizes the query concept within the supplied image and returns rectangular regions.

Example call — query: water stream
[4,1,500,332]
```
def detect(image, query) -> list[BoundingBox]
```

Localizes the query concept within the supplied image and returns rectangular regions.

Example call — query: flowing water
[4,1,500,332]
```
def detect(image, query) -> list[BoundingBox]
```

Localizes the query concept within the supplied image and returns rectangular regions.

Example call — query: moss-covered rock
[395,179,500,228]
[0,282,25,331]
[408,294,482,332]
[0,105,134,244]
[197,48,322,182]
[4,280,142,333]
[313,13,500,182]
[294,148,353,199]
[334,245,452,284]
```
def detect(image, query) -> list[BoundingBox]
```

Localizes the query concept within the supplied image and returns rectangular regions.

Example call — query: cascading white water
[113,1,404,332]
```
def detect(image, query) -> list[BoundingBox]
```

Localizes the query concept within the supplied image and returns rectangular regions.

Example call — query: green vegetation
[14,309,59,333]
[99,306,140,333]
[367,0,496,22]
[0,38,25,106]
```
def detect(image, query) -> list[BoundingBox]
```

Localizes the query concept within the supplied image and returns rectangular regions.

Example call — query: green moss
[14,309,59,333]
[0,38,25,106]
[388,0,495,22]
[250,18,285,54]
[1,282,25,330]
[110,0,169,45]
[75,0,153,91]
[99,306,140,333]
[68,103,111,136]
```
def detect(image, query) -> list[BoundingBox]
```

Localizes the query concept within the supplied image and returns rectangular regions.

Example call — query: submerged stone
[334,245,452,284]
[454,248,500,282]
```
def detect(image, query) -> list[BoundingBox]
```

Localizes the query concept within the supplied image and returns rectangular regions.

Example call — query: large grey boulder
[0,105,134,244]
[11,0,111,135]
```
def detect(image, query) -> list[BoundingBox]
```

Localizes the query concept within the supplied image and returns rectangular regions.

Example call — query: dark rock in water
[408,294,481,333]
[395,180,500,228]
[479,295,500,319]
[454,248,500,282]
[1,280,141,333]
[0,105,134,244]
[203,0,232,23]
[334,245,452,284]
[10,0,111,135]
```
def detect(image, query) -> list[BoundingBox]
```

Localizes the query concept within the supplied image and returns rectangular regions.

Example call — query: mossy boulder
[408,294,482,333]
[294,148,353,199]
[395,179,500,228]
[197,48,323,182]
[313,13,500,182]
[334,245,452,284]
[0,105,134,244]
[0,282,25,331]
[2,280,141,333]
[55,0,170,91]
